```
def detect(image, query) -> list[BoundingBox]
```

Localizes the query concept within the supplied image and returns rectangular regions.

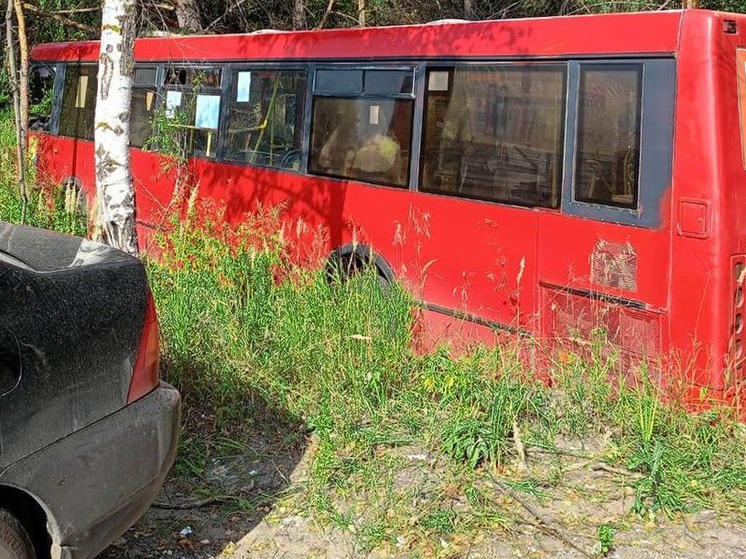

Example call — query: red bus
[27,9,746,404]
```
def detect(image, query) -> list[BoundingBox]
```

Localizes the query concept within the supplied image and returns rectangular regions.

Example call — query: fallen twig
[590,462,643,479]
[526,445,593,460]
[491,475,593,559]
[152,496,232,510]
[513,420,528,471]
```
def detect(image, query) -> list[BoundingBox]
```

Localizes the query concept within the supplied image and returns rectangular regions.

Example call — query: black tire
[0,509,35,559]
[325,246,394,289]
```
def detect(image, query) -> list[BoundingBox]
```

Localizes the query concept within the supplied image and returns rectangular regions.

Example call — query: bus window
[309,68,415,187]
[364,70,413,95]
[225,69,307,170]
[58,65,98,141]
[165,67,221,88]
[574,65,642,209]
[130,66,159,148]
[315,69,362,94]
[29,64,55,132]
[420,65,566,208]
[161,66,222,159]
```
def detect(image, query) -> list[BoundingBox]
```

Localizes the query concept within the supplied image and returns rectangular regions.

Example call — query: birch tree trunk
[5,0,27,222]
[94,0,139,256]
[12,0,27,141]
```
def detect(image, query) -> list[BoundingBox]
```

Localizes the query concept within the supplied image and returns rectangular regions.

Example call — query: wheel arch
[327,243,396,284]
[59,176,89,216]
[0,485,54,559]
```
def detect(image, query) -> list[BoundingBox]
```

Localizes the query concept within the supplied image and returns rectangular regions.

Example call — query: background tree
[174,0,202,32]
[293,0,306,29]
[94,0,138,255]
[4,0,28,220]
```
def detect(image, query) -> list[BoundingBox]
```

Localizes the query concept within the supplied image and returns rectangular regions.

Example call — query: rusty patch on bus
[590,240,637,292]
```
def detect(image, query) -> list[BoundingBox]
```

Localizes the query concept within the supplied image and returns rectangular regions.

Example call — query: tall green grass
[147,212,746,520]
[0,109,87,235]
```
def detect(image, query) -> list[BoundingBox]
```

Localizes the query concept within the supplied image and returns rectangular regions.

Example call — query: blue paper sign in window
[195,94,220,129]
[236,72,251,103]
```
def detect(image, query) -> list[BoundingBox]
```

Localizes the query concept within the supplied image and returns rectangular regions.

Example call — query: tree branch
[204,0,250,32]
[316,0,335,29]
[46,6,100,14]
[23,3,97,33]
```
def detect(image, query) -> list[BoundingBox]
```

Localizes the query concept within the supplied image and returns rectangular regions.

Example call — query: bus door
[412,63,568,338]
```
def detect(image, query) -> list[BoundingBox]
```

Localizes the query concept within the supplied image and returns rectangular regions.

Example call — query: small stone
[200,539,210,545]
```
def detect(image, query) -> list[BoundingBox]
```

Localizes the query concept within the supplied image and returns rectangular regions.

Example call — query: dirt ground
[99,428,746,559]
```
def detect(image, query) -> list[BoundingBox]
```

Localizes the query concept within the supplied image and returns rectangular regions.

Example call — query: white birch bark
[94,0,139,256]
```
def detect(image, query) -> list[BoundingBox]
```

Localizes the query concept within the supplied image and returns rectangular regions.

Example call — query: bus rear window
[574,65,642,209]
[420,65,566,208]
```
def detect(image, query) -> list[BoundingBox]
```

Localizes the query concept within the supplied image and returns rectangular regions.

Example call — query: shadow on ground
[99,359,308,559]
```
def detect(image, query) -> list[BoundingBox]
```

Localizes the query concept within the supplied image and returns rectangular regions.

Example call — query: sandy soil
[99,431,746,559]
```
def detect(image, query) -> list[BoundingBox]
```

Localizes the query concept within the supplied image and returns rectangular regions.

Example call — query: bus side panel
[32,136,179,252]
[186,158,542,336]
[537,213,670,364]
[669,11,729,391]
[705,12,746,393]
[33,133,96,201]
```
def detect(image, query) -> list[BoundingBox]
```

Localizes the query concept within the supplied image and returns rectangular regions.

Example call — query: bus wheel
[61,178,88,217]
[325,245,394,288]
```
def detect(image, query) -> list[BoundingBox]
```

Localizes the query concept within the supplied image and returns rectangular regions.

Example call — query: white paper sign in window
[236,71,251,103]
[369,105,380,125]
[165,90,182,118]
[428,71,449,92]
[195,94,220,129]
[75,75,88,108]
